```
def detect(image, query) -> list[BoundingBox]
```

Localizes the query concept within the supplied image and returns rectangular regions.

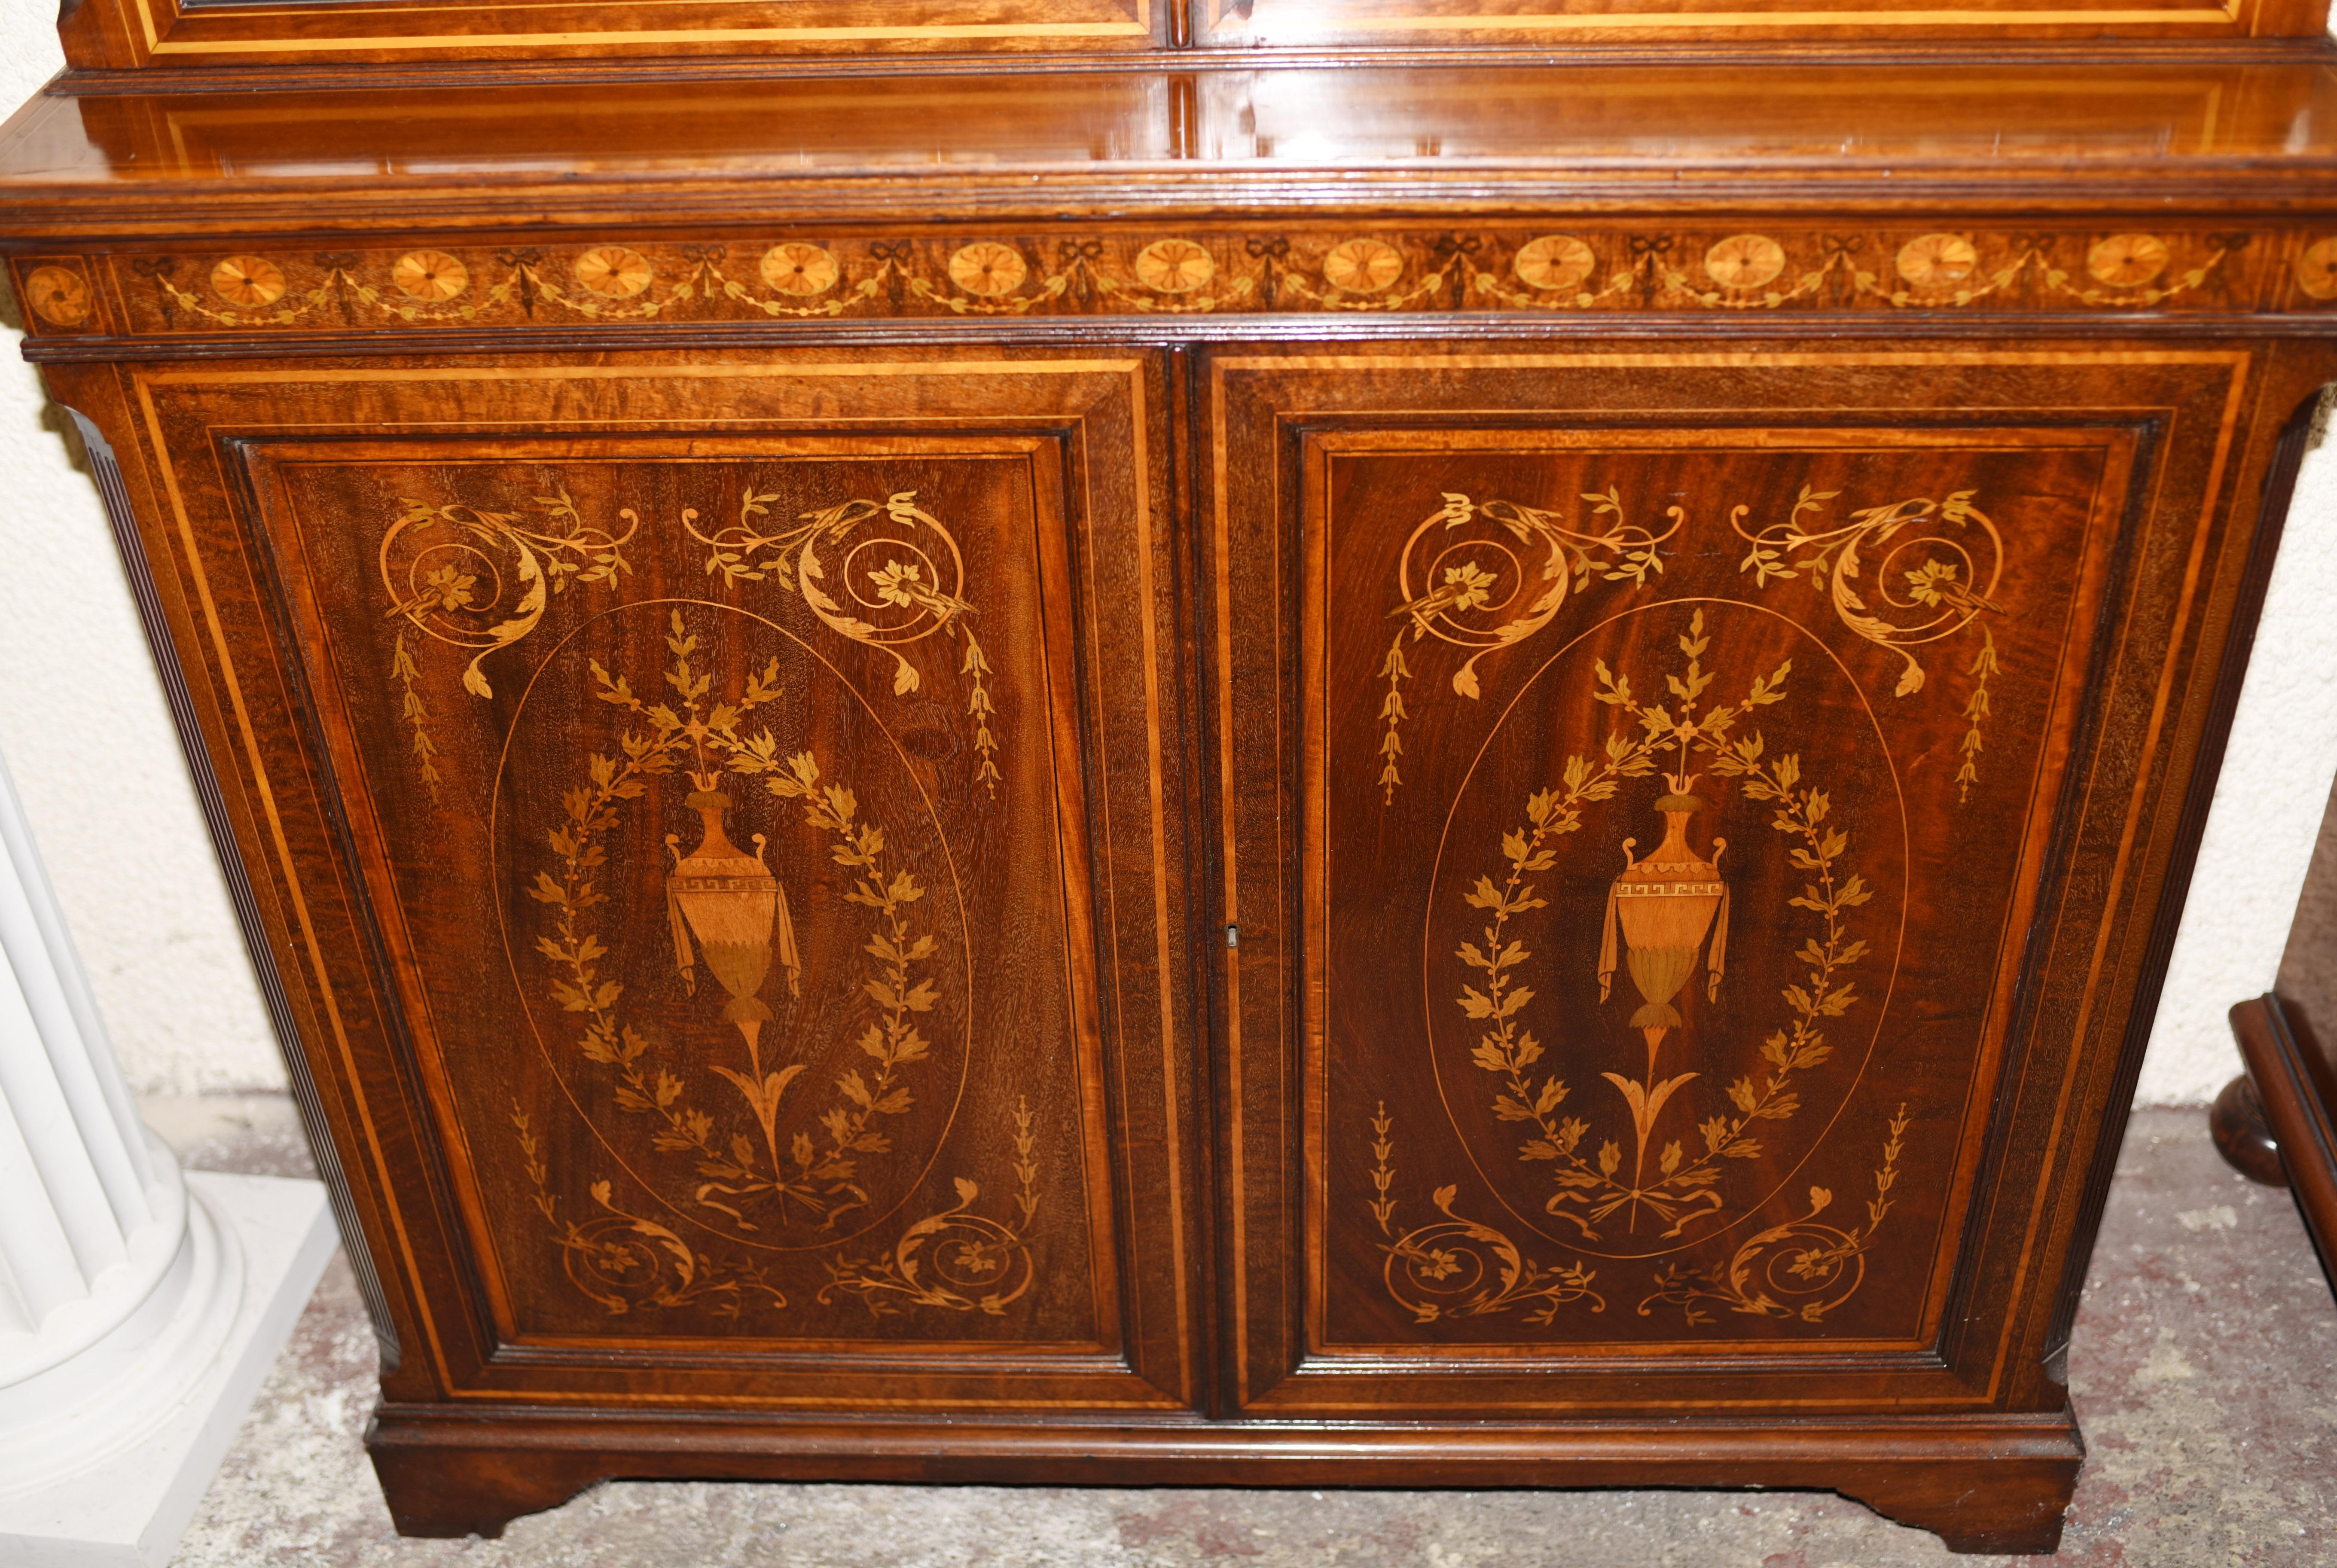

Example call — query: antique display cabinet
[4,0,2337,1550]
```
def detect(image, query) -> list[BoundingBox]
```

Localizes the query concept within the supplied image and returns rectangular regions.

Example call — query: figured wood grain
[3,21,2335,1556]
[1196,342,2337,1428]
[1197,0,2322,47]
[55,0,1161,72]
[46,0,2325,70]
[9,64,2337,241]
[78,349,1200,1417]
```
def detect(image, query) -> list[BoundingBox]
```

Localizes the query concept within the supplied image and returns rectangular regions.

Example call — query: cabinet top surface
[6,59,2337,235]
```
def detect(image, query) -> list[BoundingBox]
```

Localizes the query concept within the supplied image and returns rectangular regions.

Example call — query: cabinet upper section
[9,63,2337,244]
[42,0,2337,72]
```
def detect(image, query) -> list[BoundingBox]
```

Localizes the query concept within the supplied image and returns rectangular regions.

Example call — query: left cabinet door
[52,348,1202,1416]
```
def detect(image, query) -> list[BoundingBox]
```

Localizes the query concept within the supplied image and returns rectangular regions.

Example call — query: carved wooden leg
[368,1434,606,1539]
[2211,1071,2289,1187]
[1839,1458,2081,1556]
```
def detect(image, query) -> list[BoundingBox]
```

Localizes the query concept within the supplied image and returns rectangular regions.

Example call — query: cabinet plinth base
[1842,1464,2078,1555]
[366,1404,2084,1553]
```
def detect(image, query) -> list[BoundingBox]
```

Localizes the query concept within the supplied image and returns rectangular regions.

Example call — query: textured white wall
[2145,435,2337,1101]
[0,0,2331,1099]
[0,1,281,1092]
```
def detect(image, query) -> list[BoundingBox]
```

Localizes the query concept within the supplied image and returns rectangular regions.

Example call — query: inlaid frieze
[21,227,2337,337]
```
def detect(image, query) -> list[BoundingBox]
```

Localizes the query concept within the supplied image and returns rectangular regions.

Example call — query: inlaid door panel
[1203,342,2299,1417]
[110,350,1201,1412]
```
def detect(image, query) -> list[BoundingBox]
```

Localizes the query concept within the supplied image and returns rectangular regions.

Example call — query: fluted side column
[0,749,186,1396]
[0,711,334,1568]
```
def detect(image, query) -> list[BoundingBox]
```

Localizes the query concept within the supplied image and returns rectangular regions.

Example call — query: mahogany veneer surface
[4,43,2336,1558]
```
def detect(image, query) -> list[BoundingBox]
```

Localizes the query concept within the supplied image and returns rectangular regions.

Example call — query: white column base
[0,1171,336,1568]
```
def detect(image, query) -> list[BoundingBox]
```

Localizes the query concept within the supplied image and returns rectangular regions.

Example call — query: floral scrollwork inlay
[514,1105,786,1317]
[1368,1103,1605,1325]
[1458,232,2243,314]
[381,484,1004,803]
[91,229,2288,338]
[1638,1105,1907,1326]
[684,489,1001,796]
[1278,236,1450,313]
[1377,489,1680,802]
[1956,628,2000,806]
[506,607,1048,1319]
[1452,612,1869,1244]
[381,489,638,703]
[530,613,951,1235]
[390,633,442,801]
[516,1095,1045,1321]
[819,1095,1040,1316]
[1731,485,2006,797]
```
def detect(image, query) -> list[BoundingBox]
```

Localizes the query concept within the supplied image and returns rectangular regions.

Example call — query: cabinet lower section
[367,1403,2085,1555]
[37,327,2333,1558]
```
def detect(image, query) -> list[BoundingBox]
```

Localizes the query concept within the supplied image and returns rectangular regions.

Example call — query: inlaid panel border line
[127,354,1169,1400]
[1208,345,2255,1412]
[238,440,1068,1364]
[1974,351,2250,1405]
[46,40,2337,95]
[1298,433,2091,1378]
[1197,4,2248,33]
[1908,420,2144,1393]
[1282,424,2139,1394]
[128,370,463,1390]
[1201,0,2256,30]
[39,319,2337,363]
[57,398,409,1372]
[1113,361,1199,1406]
[117,0,1152,62]
[137,359,1153,389]
[2040,381,2329,1385]
[1206,353,1249,1408]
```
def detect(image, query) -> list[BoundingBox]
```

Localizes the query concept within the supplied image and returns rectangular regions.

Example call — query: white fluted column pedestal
[0,753,334,1568]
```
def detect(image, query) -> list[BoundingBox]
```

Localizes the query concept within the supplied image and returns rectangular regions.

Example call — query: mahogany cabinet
[5,29,2337,1559]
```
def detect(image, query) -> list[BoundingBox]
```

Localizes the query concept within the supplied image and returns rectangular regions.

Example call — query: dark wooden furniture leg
[1845,1461,2080,1556]
[2211,1070,2288,1187]
[367,1428,608,1540]
[2227,995,2337,1295]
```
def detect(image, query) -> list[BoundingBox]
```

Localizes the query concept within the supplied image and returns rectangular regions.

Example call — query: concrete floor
[145,1097,2337,1568]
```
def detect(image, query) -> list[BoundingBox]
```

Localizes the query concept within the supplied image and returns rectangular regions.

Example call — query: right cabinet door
[1202,339,2316,1419]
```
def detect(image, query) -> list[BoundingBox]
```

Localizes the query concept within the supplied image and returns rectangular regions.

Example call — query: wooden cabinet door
[68,348,1202,1416]
[1202,339,2325,1419]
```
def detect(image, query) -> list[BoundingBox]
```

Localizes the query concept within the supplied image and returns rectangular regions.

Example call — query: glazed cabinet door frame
[1193,335,2336,1423]
[54,0,1165,72]
[39,345,1209,1419]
